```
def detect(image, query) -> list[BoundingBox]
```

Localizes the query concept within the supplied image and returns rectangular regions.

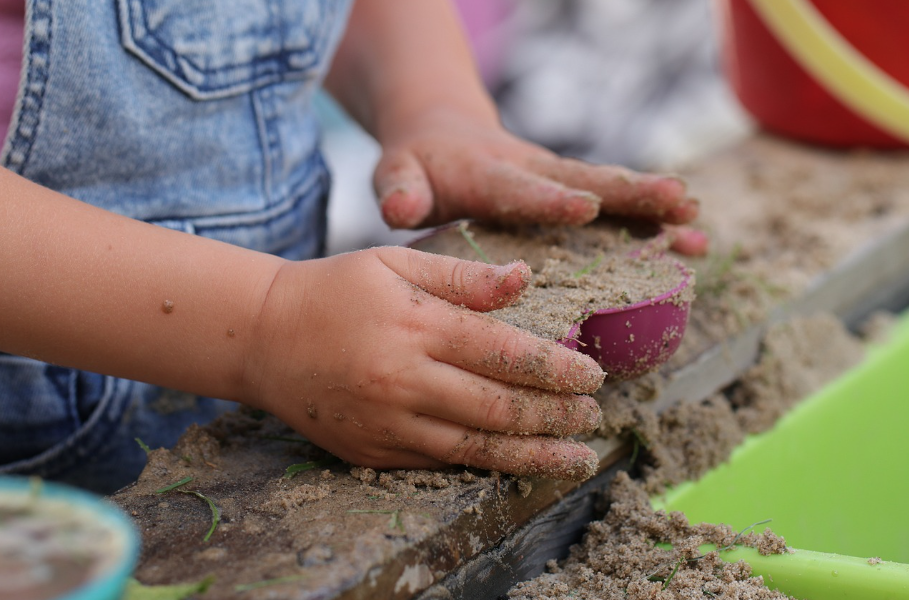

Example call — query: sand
[596,313,865,494]
[112,410,507,599]
[412,221,692,342]
[507,472,790,600]
[670,137,909,364]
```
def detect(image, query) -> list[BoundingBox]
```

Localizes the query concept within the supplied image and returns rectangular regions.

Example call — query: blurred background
[322,0,754,255]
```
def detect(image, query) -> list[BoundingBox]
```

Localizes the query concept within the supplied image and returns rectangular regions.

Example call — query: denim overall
[0,0,352,493]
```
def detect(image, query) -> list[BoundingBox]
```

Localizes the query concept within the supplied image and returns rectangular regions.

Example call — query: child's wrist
[235,258,302,411]
[375,99,499,147]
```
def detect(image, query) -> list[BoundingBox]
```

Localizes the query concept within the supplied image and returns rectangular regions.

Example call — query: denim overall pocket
[118,0,346,99]
[113,0,347,255]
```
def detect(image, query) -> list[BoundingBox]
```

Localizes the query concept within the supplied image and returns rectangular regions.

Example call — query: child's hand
[373,108,708,255]
[242,247,605,480]
[326,0,708,256]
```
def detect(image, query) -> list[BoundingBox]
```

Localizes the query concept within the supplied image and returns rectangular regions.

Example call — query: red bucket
[717,0,909,148]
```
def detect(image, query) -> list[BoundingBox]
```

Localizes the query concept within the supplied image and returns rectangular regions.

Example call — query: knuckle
[362,364,412,403]
[489,329,528,375]
[478,392,517,432]
[365,246,389,262]
[351,430,409,467]
[447,431,489,465]
[449,259,471,295]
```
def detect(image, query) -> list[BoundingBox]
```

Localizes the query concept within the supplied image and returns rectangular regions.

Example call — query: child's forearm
[0,167,282,403]
[0,169,608,479]
[324,0,498,142]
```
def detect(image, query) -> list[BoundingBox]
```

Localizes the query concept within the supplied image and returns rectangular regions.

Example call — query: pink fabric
[453,0,514,87]
[0,0,24,145]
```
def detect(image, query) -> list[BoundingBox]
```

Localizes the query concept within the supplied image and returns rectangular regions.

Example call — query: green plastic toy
[656,313,909,599]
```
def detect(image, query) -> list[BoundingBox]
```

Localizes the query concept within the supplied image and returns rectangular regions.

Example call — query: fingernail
[573,190,602,205]
[379,187,427,229]
[662,173,687,187]
[559,442,599,481]
[644,173,687,198]
[568,397,604,434]
[686,227,708,244]
[667,197,701,223]
[494,261,531,288]
[377,185,407,206]
[545,395,601,436]
[521,440,598,481]
[669,227,710,256]
[563,191,601,224]
[583,400,603,432]
[558,352,605,394]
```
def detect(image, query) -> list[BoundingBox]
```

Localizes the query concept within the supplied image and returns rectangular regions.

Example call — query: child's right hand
[0,168,602,481]
[242,247,605,480]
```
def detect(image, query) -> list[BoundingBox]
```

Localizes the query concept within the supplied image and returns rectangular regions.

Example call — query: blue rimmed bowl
[0,476,140,600]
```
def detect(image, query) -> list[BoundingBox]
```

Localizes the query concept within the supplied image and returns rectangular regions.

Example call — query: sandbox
[97,135,909,599]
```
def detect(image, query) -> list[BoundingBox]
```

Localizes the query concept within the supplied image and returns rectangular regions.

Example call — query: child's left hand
[372,108,708,256]
[325,0,708,256]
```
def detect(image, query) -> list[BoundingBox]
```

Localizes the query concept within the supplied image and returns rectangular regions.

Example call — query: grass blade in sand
[572,253,604,278]
[179,490,221,543]
[283,456,340,479]
[135,438,152,454]
[721,519,773,551]
[123,575,214,600]
[155,476,193,494]
[457,221,491,264]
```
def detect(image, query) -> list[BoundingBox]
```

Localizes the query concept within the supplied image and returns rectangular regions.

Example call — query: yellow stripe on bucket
[749,0,909,144]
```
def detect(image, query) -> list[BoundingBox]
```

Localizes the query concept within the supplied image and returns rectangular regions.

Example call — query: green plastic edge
[651,314,909,599]
[696,545,909,600]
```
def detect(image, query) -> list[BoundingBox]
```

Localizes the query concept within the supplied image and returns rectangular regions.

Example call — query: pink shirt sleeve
[0,0,25,145]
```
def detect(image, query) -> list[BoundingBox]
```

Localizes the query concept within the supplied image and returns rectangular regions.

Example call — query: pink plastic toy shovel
[558,257,692,381]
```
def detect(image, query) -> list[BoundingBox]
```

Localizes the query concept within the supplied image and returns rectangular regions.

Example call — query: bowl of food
[0,476,140,600]
[411,221,694,380]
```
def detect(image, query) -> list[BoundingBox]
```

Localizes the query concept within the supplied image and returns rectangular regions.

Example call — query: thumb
[374,149,435,229]
[377,247,531,311]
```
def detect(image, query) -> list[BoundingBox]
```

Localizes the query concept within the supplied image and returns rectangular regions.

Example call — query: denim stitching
[149,151,328,231]
[182,164,329,259]
[136,7,290,85]
[258,85,283,207]
[252,89,275,207]
[269,0,284,72]
[118,0,323,99]
[135,1,306,75]
[2,0,52,173]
